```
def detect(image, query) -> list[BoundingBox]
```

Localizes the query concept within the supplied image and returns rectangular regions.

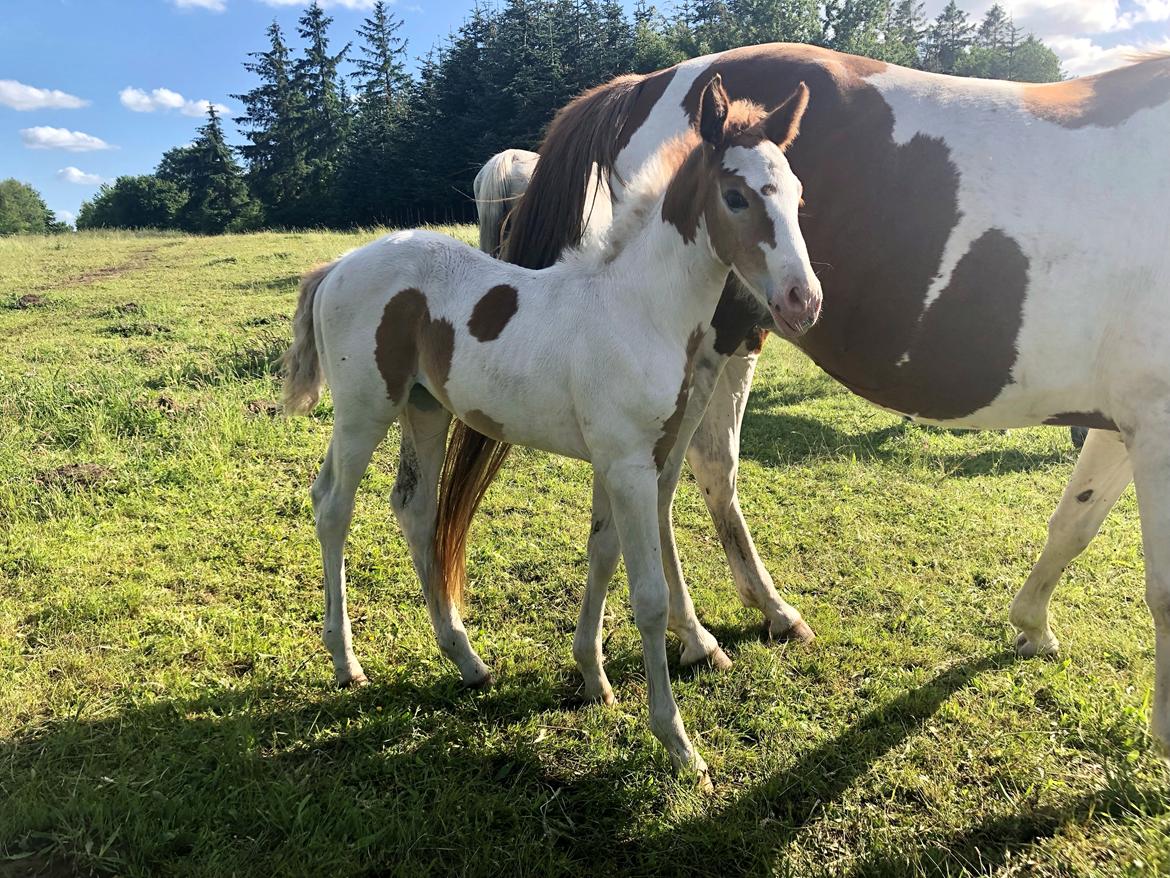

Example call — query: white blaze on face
[721,143,815,294]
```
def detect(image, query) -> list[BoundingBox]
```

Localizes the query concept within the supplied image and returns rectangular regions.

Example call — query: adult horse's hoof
[1015,630,1059,658]
[338,672,370,689]
[681,645,733,671]
[765,617,815,643]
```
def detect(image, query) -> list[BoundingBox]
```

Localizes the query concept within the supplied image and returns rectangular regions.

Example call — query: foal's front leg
[599,457,710,788]
[573,477,619,705]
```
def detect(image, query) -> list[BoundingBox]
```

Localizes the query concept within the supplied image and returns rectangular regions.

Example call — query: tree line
[68,0,1063,234]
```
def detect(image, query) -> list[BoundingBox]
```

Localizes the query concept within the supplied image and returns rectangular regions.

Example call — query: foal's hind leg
[314,410,393,686]
[1011,429,1131,657]
[392,395,492,688]
[687,345,813,641]
[573,476,619,705]
[1120,413,1170,756]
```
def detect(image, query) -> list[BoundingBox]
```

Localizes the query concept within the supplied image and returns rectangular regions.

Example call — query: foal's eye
[723,190,749,211]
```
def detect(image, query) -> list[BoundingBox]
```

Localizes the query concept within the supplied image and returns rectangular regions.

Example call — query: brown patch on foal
[468,284,519,342]
[710,283,769,356]
[375,288,456,406]
[1022,53,1170,128]
[654,327,706,470]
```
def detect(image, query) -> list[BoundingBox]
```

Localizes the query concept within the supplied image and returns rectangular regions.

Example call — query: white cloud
[1047,35,1170,75]
[120,86,230,117]
[0,79,88,111]
[55,209,76,227]
[173,0,226,10]
[21,127,113,152]
[56,166,106,186]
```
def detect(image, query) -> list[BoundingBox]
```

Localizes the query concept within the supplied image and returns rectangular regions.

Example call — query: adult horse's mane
[564,99,767,268]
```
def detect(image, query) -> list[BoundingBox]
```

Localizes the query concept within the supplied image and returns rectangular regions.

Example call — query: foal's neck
[600,195,729,343]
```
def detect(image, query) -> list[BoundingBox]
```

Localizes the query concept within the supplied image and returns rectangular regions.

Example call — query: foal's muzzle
[769,280,822,340]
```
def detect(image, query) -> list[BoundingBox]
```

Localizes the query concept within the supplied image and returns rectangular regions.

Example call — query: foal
[282,75,821,783]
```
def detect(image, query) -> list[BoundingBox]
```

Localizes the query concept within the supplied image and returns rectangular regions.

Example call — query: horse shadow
[5,648,1159,876]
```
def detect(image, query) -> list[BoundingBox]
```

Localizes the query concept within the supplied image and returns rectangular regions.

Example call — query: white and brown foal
[283,76,821,783]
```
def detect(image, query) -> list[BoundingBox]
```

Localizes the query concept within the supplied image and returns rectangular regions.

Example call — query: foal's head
[664,75,822,339]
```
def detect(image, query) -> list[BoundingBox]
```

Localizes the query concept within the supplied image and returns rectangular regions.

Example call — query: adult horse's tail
[281,262,335,416]
[435,72,650,606]
[474,150,532,257]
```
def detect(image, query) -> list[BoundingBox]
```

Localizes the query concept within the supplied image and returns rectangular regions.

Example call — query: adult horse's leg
[599,456,710,788]
[658,359,732,669]
[1123,413,1170,756]
[686,344,813,641]
[1011,429,1131,657]
[313,408,394,686]
[392,395,493,688]
[573,477,619,705]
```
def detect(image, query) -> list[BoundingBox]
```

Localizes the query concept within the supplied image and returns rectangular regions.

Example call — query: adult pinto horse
[283,79,820,782]
[449,44,1170,756]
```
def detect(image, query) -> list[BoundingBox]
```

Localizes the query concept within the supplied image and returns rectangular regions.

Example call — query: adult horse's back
[500,44,1170,755]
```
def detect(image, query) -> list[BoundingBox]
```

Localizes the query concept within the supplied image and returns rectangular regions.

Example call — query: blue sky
[3,0,1168,224]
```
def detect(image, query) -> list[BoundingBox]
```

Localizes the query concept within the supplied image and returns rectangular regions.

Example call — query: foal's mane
[567,99,767,266]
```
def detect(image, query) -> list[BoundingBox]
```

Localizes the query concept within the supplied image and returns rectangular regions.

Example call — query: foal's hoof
[695,767,715,795]
[338,672,370,689]
[462,671,495,691]
[1015,631,1059,659]
[765,617,816,644]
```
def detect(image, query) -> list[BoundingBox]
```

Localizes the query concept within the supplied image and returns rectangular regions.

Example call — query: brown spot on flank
[468,284,519,341]
[654,327,706,470]
[461,409,507,440]
[1022,54,1170,128]
[1077,489,1094,503]
[375,288,456,406]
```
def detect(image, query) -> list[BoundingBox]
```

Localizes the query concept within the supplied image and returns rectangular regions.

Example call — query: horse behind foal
[473,148,538,256]
[282,76,821,784]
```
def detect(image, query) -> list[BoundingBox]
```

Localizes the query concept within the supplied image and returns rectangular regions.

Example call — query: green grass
[0,230,1166,877]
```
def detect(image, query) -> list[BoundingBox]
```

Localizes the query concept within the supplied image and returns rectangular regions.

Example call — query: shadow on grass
[5,648,1158,876]
[739,388,1072,477]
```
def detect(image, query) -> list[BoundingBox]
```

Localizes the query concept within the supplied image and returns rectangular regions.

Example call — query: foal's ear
[760,82,810,151]
[698,74,730,149]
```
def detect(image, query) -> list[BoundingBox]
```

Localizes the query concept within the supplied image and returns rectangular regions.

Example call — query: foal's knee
[630,583,669,633]
[1147,574,1170,633]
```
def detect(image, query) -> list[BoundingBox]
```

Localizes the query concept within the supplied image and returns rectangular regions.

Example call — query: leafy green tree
[631,2,686,72]
[824,0,888,57]
[157,105,259,233]
[76,176,186,230]
[882,0,927,67]
[0,179,59,235]
[1008,35,1063,82]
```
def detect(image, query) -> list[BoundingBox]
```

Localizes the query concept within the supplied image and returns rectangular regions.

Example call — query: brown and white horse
[459,44,1170,756]
[283,78,820,783]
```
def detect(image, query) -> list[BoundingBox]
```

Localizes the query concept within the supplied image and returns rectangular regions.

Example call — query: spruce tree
[294,2,350,225]
[232,21,310,228]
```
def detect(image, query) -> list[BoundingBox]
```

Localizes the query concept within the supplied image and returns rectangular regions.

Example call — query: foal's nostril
[787,286,805,308]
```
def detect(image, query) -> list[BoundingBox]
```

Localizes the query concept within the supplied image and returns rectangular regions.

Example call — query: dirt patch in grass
[245,399,279,418]
[13,294,46,309]
[34,463,111,489]
[101,322,172,338]
[35,248,160,292]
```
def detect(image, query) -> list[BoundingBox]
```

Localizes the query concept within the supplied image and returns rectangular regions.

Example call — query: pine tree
[158,105,258,233]
[336,1,412,225]
[884,0,927,67]
[924,0,975,73]
[294,2,350,225]
[232,21,310,228]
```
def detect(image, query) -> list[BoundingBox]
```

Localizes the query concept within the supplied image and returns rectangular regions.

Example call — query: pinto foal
[283,76,820,783]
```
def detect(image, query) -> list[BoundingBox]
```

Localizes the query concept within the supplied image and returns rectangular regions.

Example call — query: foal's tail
[281,262,335,416]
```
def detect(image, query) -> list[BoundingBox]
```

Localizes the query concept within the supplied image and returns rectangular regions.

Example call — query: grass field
[0,230,1167,877]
